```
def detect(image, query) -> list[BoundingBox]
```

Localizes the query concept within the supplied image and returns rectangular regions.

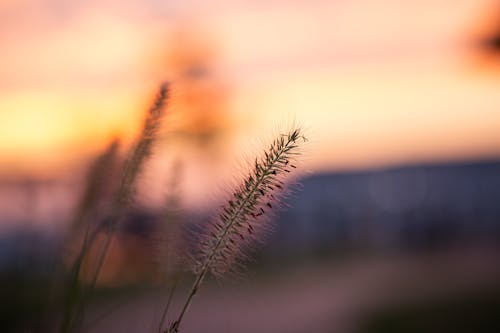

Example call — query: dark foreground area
[2,158,500,332]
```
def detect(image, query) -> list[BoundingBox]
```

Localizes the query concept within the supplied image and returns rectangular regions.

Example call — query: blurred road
[86,247,500,333]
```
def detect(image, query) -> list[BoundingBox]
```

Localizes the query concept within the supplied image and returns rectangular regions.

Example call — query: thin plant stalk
[156,159,183,331]
[157,278,179,333]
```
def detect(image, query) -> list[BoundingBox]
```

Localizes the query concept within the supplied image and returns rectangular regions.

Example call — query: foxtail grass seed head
[116,82,170,207]
[194,127,307,276]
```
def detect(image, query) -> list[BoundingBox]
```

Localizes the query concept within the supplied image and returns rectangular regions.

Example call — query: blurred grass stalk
[60,83,170,333]
[59,139,119,333]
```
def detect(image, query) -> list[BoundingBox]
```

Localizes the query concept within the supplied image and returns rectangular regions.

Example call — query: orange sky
[1,0,500,180]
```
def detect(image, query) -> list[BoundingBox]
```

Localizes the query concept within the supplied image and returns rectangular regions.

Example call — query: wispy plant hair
[166,126,307,333]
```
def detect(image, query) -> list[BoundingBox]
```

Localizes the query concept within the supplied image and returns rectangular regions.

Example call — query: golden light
[1,0,500,179]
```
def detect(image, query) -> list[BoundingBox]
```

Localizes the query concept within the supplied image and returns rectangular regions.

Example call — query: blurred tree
[161,26,232,154]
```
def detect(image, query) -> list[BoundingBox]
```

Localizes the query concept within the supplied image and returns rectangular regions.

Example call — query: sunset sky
[1,0,500,209]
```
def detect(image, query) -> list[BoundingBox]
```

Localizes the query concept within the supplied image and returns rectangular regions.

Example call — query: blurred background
[1,0,500,332]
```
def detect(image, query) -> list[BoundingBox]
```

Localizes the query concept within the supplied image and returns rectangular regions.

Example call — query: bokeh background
[1,0,500,332]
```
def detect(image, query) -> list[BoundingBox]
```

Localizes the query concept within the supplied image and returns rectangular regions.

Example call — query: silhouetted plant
[61,82,170,333]
[165,127,307,333]
[59,82,306,333]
